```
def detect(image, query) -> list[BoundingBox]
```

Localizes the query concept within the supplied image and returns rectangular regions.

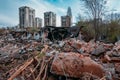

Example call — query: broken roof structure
[43,26,82,41]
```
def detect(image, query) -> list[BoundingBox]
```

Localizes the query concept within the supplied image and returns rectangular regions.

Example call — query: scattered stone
[91,45,105,56]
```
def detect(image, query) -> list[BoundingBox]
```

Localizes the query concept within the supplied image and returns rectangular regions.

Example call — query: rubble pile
[0,30,120,80]
[0,39,43,80]
[1,39,118,80]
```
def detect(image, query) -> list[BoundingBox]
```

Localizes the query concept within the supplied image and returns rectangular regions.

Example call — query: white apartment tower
[19,6,35,28]
[44,12,56,26]
[35,17,42,28]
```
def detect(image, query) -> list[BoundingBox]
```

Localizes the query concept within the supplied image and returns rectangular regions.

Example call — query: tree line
[76,0,120,43]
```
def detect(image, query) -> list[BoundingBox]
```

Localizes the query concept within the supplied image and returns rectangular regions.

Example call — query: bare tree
[80,0,107,41]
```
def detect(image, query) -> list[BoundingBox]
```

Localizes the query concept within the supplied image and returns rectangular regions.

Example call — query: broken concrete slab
[51,52,105,78]
[91,45,105,56]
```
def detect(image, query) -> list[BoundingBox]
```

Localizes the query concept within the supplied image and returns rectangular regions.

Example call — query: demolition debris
[0,27,120,80]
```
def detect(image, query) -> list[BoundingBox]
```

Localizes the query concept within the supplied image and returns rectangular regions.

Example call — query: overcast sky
[0,0,120,27]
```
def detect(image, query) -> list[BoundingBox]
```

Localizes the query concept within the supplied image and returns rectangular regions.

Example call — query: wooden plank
[8,58,34,80]
[8,45,49,80]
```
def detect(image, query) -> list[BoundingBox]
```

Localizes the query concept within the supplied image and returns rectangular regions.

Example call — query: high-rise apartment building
[44,12,56,26]
[61,16,71,27]
[35,17,42,28]
[61,7,72,27]
[19,6,35,28]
